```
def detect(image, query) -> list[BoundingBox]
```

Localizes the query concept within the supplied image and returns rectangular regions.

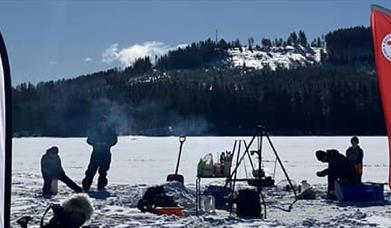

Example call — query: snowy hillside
[228,45,323,70]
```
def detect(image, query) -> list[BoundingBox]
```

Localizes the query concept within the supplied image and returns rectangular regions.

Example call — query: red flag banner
[371,5,391,189]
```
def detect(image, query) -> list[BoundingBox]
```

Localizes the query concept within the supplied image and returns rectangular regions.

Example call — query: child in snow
[346,136,364,183]
[41,146,82,198]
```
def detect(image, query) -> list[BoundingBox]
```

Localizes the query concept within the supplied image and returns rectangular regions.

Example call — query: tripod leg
[265,132,297,198]
[243,141,256,172]
[225,136,256,187]
[258,188,267,219]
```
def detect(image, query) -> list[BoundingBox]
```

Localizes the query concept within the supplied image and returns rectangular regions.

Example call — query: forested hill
[13,26,384,137]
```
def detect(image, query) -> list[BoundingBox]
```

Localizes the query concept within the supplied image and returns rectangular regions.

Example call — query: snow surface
[11,136,391,227]
[228,46,322,70]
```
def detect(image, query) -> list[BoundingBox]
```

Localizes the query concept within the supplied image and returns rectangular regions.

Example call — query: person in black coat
[82,118,118,191]
[315,149,357,198]
[346,136,364,182]
[41,146,82,198]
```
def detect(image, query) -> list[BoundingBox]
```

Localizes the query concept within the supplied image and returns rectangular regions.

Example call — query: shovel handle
[175,136,186,174]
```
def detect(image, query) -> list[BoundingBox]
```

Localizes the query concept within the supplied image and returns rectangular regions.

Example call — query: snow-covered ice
[11,136,391,227]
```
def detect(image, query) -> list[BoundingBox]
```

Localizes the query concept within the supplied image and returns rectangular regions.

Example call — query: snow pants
[82,151,112,190]
[42,172,82,195]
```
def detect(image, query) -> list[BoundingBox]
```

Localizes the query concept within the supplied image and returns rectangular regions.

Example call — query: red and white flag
[0,31,12,228]
[371,5,391,189]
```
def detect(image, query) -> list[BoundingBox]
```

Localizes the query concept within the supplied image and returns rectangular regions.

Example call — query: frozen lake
[10,136,391,227]
[12,136,390,186]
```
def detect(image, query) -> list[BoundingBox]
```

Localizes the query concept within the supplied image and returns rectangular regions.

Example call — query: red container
[153,207,184,216]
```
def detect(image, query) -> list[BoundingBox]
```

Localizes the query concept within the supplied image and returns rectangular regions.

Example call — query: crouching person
[315,149,357,200]
[41,146,82,198]
[41,194,94,228]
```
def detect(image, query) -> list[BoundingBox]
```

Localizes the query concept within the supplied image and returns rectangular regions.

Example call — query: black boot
[82,176,93,191]
[97,175,108,190]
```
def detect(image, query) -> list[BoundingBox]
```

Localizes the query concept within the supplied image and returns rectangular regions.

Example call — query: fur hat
[62,194,94,226]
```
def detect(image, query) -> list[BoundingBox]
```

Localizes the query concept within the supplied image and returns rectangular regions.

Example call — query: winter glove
[316,171,325,177]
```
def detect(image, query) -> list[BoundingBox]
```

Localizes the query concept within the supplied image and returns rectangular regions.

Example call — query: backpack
[235,189,262,217]
[137,186,178,212]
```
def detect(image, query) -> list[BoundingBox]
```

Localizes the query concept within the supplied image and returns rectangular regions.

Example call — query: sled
[334,182,385,204]
[86,190,111,199]
[152,207,184,216]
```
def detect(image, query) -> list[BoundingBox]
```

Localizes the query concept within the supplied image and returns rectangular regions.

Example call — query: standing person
[346,136,364,182]
[41,146,83,198]
[315,149,357,199]
[82,117,118,191]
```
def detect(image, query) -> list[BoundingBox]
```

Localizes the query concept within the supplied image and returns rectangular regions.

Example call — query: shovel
[167,136,186,184]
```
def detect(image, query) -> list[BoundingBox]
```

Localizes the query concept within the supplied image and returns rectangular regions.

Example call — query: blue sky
[1,0,391,85]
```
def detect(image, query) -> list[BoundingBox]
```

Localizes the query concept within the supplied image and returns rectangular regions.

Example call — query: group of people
[41,126,363,202]
[315,136,364,199]
[41,117,118,198]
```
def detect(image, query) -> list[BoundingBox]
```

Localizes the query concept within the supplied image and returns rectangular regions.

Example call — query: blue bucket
[203,185,232,210]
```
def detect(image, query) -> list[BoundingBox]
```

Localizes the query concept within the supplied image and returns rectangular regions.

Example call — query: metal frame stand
[195,126,298,217]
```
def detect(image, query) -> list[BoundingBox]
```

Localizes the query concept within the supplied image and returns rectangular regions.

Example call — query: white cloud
[102,41,186,67]
[49,60,57,65]
[83,57,93,62]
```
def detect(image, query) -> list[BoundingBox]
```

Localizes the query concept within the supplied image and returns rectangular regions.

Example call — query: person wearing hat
[41,146,83,198]
[315,149,357,199]
[41,193,94,228]
[346,136,364,182]
[82,117,118,191]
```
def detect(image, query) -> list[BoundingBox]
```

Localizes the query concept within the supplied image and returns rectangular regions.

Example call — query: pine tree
[261,38,272,49]
[298,30,307,47]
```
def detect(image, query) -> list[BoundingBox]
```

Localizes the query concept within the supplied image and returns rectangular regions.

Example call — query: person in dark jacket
[82,118,118,191]
[315,149,357,199]
[41,146,83,198]
[346,136,364,182]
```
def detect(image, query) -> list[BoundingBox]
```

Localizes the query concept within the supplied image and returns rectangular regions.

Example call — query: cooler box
[204,185,231,210]
[335,182,384,202]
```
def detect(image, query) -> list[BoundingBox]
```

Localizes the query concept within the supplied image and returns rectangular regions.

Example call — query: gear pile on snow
[137,185,184,216]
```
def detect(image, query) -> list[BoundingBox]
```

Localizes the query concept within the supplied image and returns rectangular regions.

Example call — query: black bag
[137,186,178,212]
[236,189,261,217]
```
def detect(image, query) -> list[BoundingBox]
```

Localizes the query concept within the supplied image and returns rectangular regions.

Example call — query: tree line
[12,26,383,136]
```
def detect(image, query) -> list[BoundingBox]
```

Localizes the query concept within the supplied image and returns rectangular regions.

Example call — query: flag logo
[381,34,391,61]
